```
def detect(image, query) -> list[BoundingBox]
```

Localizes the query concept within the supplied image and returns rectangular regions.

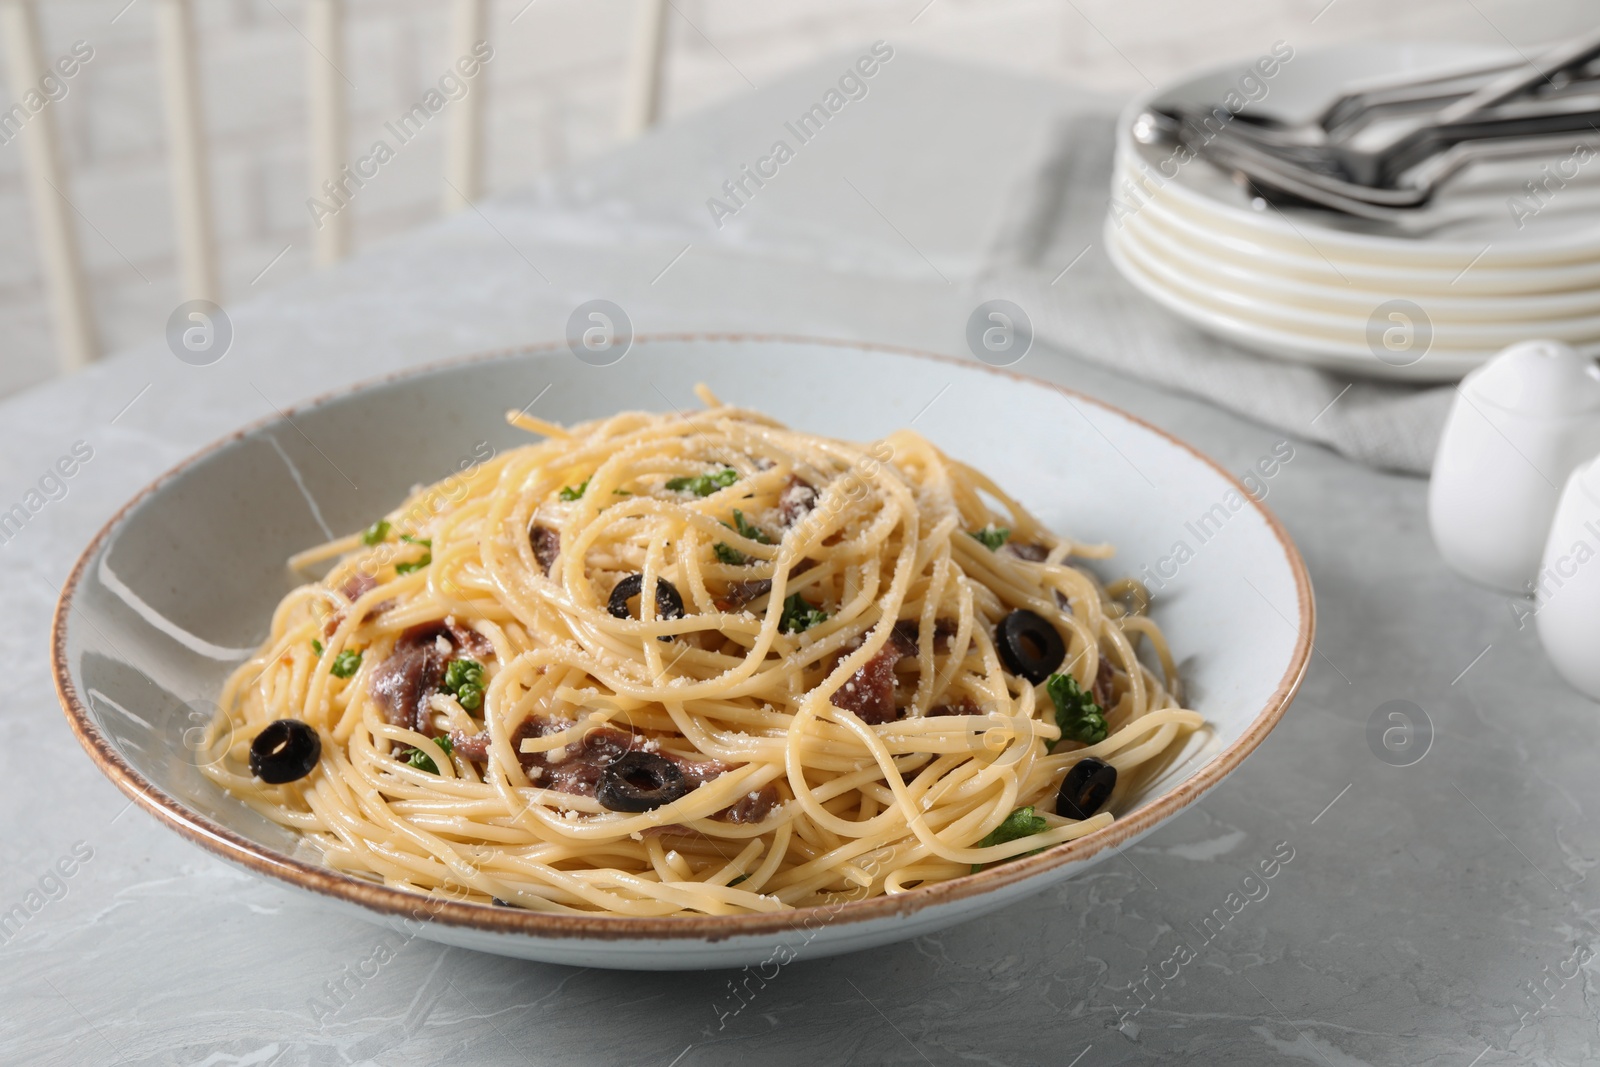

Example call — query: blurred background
[0,0,1585,400]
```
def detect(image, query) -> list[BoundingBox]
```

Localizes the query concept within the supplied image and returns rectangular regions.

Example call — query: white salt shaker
[1428,340,1600,594]
[1537,455,1600,698]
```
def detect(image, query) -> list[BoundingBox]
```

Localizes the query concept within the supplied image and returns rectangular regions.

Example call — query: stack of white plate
[1106,44,1600,382]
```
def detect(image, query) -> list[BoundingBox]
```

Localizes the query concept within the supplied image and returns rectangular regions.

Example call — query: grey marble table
[3,51,1597,1067]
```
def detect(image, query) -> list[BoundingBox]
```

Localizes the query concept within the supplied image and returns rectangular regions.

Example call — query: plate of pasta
[53,335,1312,969]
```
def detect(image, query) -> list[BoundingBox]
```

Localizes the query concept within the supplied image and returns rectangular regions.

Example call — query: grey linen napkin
[980,111,1451,475]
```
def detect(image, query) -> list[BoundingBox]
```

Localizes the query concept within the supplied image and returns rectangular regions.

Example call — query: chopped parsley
[394,537,432,574]
[969,525,1011,551]
[405,735,453,774]
[559,478,590,501]
[310,638,323,658]
[666,468,738,496]
[729,509,772,544]
[330,649,362,678]
[972,805,1049,872]
[361,519,391,545]
[394,551,431,575]
[713,542,747,566]
[779,593,828,634]
[1046,672,1108,746]
[443,658,487,711]
[729,874,750,886]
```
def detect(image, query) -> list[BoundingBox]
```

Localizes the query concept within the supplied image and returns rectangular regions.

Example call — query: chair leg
[154,0,219,303]
[442,0,487,213]
[619,0,668,138]
[307,0,349,266]
[0,0,98,371]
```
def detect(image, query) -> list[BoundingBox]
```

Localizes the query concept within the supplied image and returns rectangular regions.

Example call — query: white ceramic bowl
[1115,216,1600,344]
[1114,154,1600,298]
[1108,45,1600,377]
[1106,220,1501,380]
[53,337,1312,969]
[1118,203,1600,319]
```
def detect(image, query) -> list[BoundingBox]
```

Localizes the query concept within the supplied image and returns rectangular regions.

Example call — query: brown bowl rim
[51,333,1315,943]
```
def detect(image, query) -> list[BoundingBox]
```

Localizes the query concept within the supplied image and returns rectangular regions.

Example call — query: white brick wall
[0,0,1587,398]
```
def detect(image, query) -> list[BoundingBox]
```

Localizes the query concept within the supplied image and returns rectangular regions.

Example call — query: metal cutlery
[1202,129,1600,225]
[1133,28,1600,217]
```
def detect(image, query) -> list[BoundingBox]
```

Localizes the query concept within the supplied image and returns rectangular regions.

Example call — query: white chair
[0,0,98,369]
[0,0,672,373]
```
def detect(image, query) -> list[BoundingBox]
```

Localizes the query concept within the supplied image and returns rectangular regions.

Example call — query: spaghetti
[201,389,1203,915]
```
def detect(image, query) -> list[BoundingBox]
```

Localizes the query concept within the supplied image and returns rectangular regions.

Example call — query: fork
[1197,128,1600,224]
[1237,58,1600,144]
[1142,27,1600,192]
[1195,91,1600,185]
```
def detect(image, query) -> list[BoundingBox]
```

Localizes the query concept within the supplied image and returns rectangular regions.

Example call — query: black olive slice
[995,609,1065,684]
[529,523,560,574]
[249,719,322,784]
[597,751,689,812]
[608,574,685,642]
[1057,756,1116,820]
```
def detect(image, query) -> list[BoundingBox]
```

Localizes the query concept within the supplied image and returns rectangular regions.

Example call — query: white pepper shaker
[1428,340,1600,594]
[1537,456,1600,699]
